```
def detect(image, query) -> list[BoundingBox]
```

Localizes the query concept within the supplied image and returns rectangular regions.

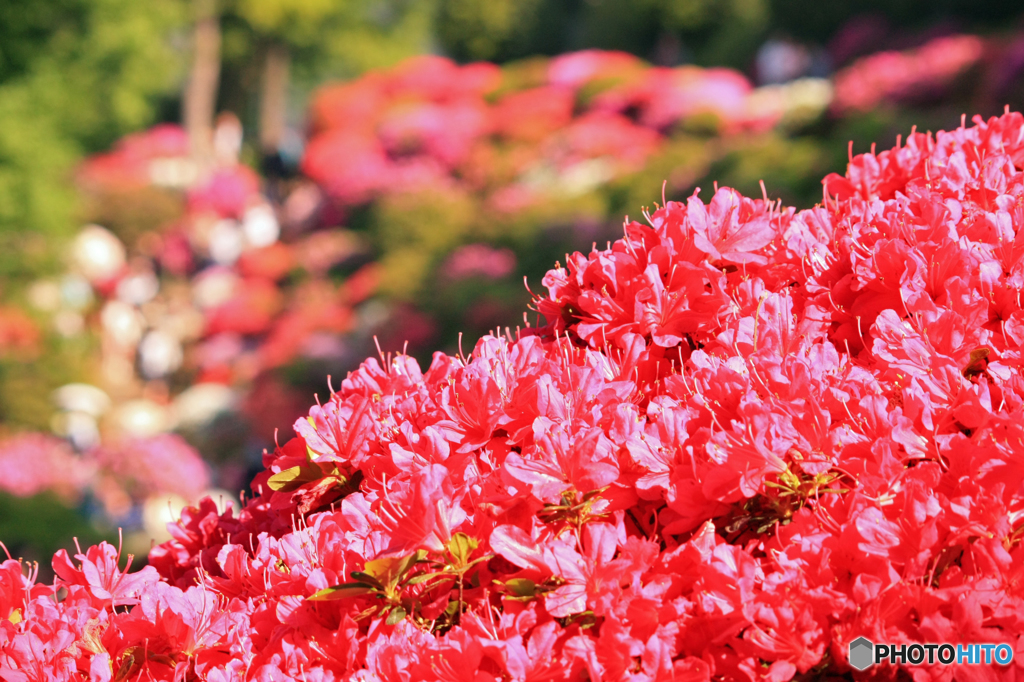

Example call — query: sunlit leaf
[267,463,324,492]
[307,582,375,601]
[448,532,479,566]
[505,578,536,597]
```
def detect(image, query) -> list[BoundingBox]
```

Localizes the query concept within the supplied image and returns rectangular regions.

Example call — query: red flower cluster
[8,111,1024,680]
[303,52,774,209]
[832,35,984,114]
[0,435,91,501]
[77,124,192,191]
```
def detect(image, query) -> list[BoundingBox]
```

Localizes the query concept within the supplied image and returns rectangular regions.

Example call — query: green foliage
[0,332,98,431]
[768,0,1024,45]
[305,1,436,80]
[219,0,436,143]
[224,0,435,82]
[434,0,1023,69]
[0,84,78,277]
[710,133,831,207]
[0,0,87,82]
[576,0,768,67]
[435,0,572,62]
[0,492,111,571]
[0,0,182,277]
[433,0,769,68]
[370,188,477,297]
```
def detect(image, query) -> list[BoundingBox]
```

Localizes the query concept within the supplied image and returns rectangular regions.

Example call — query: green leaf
[267,463,323,492]
[362,550,428,592]
[385,607,407,625]
[404,571,443,586]
[448,532,479,566]
[349,571,386,589]
[464,554,493,571]
[964,347,991,378]
[361,557,405,586]
[505,578,536,597]
[307,582,375,601]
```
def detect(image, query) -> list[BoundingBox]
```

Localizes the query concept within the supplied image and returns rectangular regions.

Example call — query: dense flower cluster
[303,52,807,209]
[5,111,1024,680]
[0,432,209,518]
[0,435,91,501]
[832,35,984,113]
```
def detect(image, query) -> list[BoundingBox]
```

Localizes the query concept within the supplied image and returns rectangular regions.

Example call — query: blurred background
[2,0,1024,572]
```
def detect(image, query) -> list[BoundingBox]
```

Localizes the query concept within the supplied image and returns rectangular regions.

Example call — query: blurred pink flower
[492,87,575,143]
[547,49,645,90]
[554,111,661,170]
[833,34,984,113]
[649,67,755,130]
[303,52,778,206]
[92,434,209,502]
[443,244,517,281]
[384,55,500,103]
[0,434,92,500]
[378,100,491,167]
[187,166,261,219]
[77,124,190,191]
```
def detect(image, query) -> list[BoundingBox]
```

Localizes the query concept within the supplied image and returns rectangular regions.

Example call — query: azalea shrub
[303,51,831,301]
[831,34,985,115]
[6,109,1024,680]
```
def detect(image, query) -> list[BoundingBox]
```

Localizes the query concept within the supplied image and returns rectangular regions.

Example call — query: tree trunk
[183,0,221,169]
[259,43,291,155]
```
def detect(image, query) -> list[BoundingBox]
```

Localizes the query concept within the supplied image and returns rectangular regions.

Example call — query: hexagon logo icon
[849,636,875,671]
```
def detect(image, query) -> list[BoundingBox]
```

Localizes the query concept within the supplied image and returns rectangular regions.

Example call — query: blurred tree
[434,0,569,62]
[183,0,222,166]
[434,0,1024,71]
[0,0,435,274]
[433,0,769,68]
[0,0,183,277]
[769,0,1024,49]
[224,0,436,166]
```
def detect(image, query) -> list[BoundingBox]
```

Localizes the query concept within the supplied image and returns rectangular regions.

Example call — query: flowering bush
[0,435,91,501]
[5,110,1024,680]
[0,432,209,520]
[302,52,777,209]
[302,51,830,304]
[832,35,984,114]
[302,52,823,198]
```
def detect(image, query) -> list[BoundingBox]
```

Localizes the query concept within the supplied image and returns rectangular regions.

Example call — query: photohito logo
[848,637,1014,670]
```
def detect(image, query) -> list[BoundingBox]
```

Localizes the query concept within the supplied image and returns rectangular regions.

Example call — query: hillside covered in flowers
[3,108,1024,680]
